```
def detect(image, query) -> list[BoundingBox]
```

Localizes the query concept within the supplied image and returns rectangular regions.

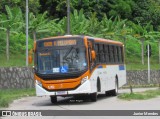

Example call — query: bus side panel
[117,65,127,88]
[105,65,117,91]
[89,70,98,93]
[106,65,126,90]
[89,64,126,93]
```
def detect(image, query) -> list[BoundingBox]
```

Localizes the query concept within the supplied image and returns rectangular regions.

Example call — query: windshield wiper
[63,46,74,61]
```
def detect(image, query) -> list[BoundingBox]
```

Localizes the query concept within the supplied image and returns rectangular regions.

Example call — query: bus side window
[99,44,104,63]
[109,45,114,63]
[121,46,124,63]
[107,45,110,63]
[118,46,122,63]
[116,46,120,63]
[113,46,115,63]
[113,45,116,63]
[98,44,101,64]
[102,44,106,63]
[104,45,109,63]
[95,44,99,64]
[114,46,118,63]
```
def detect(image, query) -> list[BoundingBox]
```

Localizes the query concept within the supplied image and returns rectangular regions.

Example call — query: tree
[38,0,160,32]
[70,9,89,35]
[131,21,154,65]
[39,0,110,20]
[0,0,40,14]
[56,9,89,35]
[131,0,160,30]
[29,12,51,40]
[107,0,134,19]
[87,12,100,36]
[73,0,109,20]
[147,31,160,64]
[39,0,67,19]
[99,15,128,39]
[0,5,23,61]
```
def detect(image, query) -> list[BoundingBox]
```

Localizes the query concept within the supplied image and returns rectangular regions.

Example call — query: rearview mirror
[91,50,96,60]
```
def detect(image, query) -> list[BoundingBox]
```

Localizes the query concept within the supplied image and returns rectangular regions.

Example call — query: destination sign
[54,40,77,46]
[44,42,53,47]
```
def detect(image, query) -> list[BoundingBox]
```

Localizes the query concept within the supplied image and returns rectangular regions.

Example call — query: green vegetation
[126,64,160,70]
[0,54,26,67]
[118,89,160,100]
[0,1,160,68]
[126,56,160,70]
[0,88,35,108]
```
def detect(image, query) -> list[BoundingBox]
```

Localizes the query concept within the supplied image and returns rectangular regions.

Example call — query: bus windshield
[37,46,87,74]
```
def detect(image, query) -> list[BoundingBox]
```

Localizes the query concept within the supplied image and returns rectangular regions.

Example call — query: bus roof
[40,35,123,45]
[41,35,82,40]
[88,37,123,45]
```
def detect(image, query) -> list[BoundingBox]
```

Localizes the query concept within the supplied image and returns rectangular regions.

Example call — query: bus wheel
[97,78,101,92]
[90,92,97,102]
[105,90,112,96]
[106,78,118,96]
[112,78,118,96]
[50,96,57,103]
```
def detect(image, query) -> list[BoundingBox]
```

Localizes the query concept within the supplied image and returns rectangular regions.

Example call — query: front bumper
[36,80,91,96]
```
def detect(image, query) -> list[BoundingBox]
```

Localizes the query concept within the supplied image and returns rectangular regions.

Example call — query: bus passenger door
[88,40,96,93]
[88,41,95,71]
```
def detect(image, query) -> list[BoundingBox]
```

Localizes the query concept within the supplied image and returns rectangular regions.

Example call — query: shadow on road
[33,94,116,107]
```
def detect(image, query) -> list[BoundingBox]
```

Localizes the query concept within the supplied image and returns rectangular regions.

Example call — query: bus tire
[105,90,112,96]
[97,78,101,92]
[50,96,57,103]
[112,78,118,96]
[90,92,97,102]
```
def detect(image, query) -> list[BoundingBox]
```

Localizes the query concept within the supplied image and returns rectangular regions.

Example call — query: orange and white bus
[33,35,126,103]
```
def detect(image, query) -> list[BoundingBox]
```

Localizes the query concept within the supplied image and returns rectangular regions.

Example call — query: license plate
[56,91,66,95]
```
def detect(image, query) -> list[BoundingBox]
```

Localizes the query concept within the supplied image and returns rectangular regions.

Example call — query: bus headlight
[81,76,88,84]
[36,80,42,87]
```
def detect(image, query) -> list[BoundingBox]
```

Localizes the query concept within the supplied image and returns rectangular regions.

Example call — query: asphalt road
[1,87,160,119]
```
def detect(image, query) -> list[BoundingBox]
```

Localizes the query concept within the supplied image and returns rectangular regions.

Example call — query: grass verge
[0,88,35,108]
[126,63,160,70]
[118,89,160,100]
[0,54,33,67]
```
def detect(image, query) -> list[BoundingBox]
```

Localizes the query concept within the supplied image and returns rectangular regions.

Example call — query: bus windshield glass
[36,39,87,74]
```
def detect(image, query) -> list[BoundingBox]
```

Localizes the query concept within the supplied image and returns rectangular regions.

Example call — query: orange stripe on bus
[34,70,90,90]
[43,80,81,90]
